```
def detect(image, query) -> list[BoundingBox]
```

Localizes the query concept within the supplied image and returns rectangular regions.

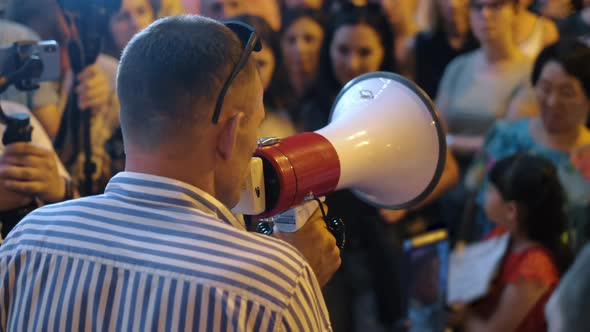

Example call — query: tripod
[53,7,106,196]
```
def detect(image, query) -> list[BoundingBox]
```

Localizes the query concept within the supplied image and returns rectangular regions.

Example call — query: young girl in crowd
[455,153,572,332]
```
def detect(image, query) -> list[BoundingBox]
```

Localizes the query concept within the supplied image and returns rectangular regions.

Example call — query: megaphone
[233,72,446,239]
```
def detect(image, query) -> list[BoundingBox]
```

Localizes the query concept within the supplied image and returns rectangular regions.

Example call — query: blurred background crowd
[0,0,590,331]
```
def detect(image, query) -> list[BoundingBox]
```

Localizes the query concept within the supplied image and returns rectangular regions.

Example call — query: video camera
[0,40,60,145]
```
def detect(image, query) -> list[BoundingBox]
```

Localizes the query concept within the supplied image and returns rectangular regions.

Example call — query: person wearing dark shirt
[558,2,590,42]
[411,0,479,98]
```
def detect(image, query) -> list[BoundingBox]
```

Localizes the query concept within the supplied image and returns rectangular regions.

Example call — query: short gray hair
[117,15,247,147]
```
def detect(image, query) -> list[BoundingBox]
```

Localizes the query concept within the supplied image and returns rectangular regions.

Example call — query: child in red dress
[456,153,572,332]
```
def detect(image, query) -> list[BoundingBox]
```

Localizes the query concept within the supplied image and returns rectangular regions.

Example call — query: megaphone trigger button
[324,217,345,250]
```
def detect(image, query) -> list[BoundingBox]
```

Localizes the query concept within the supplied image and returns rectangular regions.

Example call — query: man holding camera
[0,15,339,331]
[0,20,75,240]
[4,0,121,195]
[0,17,104,238]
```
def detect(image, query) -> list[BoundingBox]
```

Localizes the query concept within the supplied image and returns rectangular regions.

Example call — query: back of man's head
[117,15,245,149]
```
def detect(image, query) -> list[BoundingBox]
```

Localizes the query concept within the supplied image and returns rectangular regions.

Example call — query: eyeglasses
[537,80,583,103]
[469,1,508,12]
[211,21,262,124]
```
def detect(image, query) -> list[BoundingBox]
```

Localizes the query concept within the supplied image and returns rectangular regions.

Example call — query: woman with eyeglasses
[463,39,590,247]
[435,0,539,234]
[437,0,538,161]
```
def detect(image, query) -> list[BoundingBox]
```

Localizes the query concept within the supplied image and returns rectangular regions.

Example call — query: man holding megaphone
[0,16,448,332]
[0,16,337,331]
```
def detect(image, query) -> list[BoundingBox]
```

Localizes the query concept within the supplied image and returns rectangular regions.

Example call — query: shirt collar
[105,172,246,230]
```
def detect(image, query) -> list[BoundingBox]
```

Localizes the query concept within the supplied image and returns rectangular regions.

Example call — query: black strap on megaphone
[312,197,346,250]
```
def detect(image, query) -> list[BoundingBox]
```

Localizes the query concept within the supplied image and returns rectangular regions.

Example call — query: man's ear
[217,112,245,160]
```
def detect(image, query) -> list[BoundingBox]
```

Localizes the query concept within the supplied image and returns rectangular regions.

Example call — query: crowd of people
[0,0,589,331]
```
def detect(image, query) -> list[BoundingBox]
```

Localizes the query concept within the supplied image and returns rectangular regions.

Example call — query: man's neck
[125,153,216,197]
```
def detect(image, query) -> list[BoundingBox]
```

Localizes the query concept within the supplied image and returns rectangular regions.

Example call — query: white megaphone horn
[233,72,446,243]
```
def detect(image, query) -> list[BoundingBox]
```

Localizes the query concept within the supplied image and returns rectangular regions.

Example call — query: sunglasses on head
[211,21,262,124]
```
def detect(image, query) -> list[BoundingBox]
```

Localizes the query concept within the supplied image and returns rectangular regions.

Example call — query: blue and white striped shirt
[0,172,332,331]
